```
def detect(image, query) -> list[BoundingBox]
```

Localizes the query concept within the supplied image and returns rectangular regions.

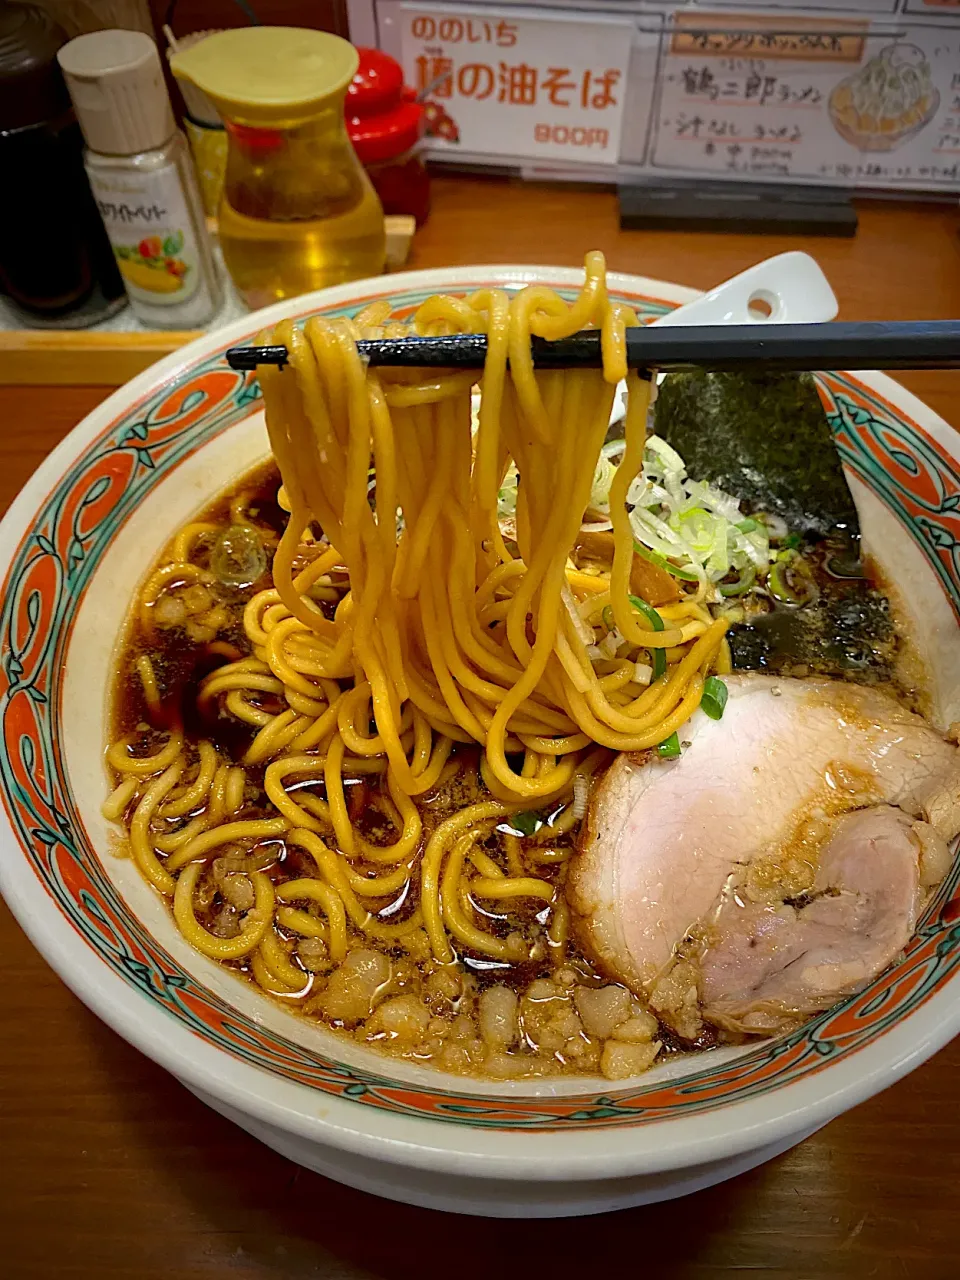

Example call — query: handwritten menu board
[361,0,960,190]
[645,11,960,188]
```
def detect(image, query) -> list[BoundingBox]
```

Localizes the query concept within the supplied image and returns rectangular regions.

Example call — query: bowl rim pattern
[1,264,959,1178]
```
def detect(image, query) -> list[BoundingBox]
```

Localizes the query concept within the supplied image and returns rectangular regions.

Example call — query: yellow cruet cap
[170,27,359,125]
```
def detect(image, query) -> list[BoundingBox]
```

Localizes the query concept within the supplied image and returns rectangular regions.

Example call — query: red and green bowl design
[1,278,959,1133]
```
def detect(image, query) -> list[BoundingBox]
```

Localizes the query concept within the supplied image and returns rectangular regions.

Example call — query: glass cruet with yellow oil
[171,27,386,310]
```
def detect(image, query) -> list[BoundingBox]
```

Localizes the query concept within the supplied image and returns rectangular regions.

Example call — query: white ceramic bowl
[2,265,960,1219]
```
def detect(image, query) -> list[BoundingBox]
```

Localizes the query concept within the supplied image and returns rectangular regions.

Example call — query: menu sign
[398,3,633,164]
[647,11,960,188]
[361,0,960,190]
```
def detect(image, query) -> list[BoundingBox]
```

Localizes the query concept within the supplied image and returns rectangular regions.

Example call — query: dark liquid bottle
[0,0,126,326]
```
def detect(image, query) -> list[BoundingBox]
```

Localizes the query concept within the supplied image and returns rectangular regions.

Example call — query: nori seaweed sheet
[652,370,859,539]
[650,370,898,680]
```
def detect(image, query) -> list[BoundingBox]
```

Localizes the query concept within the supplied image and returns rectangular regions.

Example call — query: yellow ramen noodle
[103,252,728,1080]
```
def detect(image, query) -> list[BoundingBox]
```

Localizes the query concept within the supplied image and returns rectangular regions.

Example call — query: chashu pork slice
[568,675,960,1013]
[700,805,952,1033]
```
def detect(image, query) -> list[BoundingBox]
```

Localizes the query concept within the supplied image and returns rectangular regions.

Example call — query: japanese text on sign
[414,59,621,109]
[679,66,823,107]
[409,14,517,44]
[400,4,633,164]
[671,14,866,62]
[389,1,960,193]
[647,12,960,190]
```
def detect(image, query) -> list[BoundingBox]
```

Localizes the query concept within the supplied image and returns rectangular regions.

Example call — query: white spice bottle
[57,29,221,329]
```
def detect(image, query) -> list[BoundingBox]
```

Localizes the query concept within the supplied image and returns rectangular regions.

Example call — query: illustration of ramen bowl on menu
[115,233,190,294]
[829,43,940,153]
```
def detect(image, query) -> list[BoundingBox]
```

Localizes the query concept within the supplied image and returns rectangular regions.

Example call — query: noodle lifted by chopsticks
[256,251,727,817]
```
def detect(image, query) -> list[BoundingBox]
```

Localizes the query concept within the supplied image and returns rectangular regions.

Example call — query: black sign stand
[618,180,858,236]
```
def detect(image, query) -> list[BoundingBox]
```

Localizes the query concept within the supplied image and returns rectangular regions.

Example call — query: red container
[346,47,430,226]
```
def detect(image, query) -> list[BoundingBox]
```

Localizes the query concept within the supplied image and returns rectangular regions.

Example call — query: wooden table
[2,177,960,1279]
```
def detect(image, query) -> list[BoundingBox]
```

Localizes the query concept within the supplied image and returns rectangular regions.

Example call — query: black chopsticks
[225,320,960,375]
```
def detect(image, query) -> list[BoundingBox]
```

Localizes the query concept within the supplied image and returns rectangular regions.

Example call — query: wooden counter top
[1,176,959,1279]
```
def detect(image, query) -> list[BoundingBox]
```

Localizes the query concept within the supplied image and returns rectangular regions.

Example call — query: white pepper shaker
[58,28,222,329]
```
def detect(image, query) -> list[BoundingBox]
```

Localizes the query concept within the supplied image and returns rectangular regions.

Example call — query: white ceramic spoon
[610,250,838,421]
[651,250,838,330]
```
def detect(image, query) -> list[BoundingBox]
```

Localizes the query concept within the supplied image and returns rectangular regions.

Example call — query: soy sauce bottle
[0,0,125,327]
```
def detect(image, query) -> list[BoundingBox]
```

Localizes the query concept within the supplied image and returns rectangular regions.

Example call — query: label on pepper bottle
[86,167,201,306]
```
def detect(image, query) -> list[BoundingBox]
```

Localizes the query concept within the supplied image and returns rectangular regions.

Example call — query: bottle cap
[57,28,174,155]
[170,27,358,126]
[346,47,423,164]
[0,0,70,130]
[164,29,224,128]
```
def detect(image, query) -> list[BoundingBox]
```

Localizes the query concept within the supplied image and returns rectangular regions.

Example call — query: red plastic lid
[346,46,423,164]
[224,119,284,151]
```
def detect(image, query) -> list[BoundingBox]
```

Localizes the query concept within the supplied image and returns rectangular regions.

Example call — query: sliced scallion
[633,540,700,582]
[510,810,542,837]
[718,564,756,598]
[768,555,817,606]
[629,594,667,679]
[701,676,728,720]
[628,594,664,631]
[658,732,681,759]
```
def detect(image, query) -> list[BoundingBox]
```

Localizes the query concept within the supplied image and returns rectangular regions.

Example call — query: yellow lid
[170,27,359,124]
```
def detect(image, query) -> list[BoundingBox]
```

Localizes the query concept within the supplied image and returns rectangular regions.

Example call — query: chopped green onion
[633,540,700,582]
[629,594,667,679]
[590,454,618,511]
[768,555,818,606]
[628,594,664,632]
[601,605,615,630]
[658,732,681,759]
[510,810,542,836]
[701,676,728,720]
[718,564,756,598]
[676,506,709,526]
[735,518,758,534]
[768,560,797,603]
[782,532,803,550]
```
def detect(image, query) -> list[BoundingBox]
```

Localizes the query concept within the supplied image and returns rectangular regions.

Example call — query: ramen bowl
[1,265,959,1218]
